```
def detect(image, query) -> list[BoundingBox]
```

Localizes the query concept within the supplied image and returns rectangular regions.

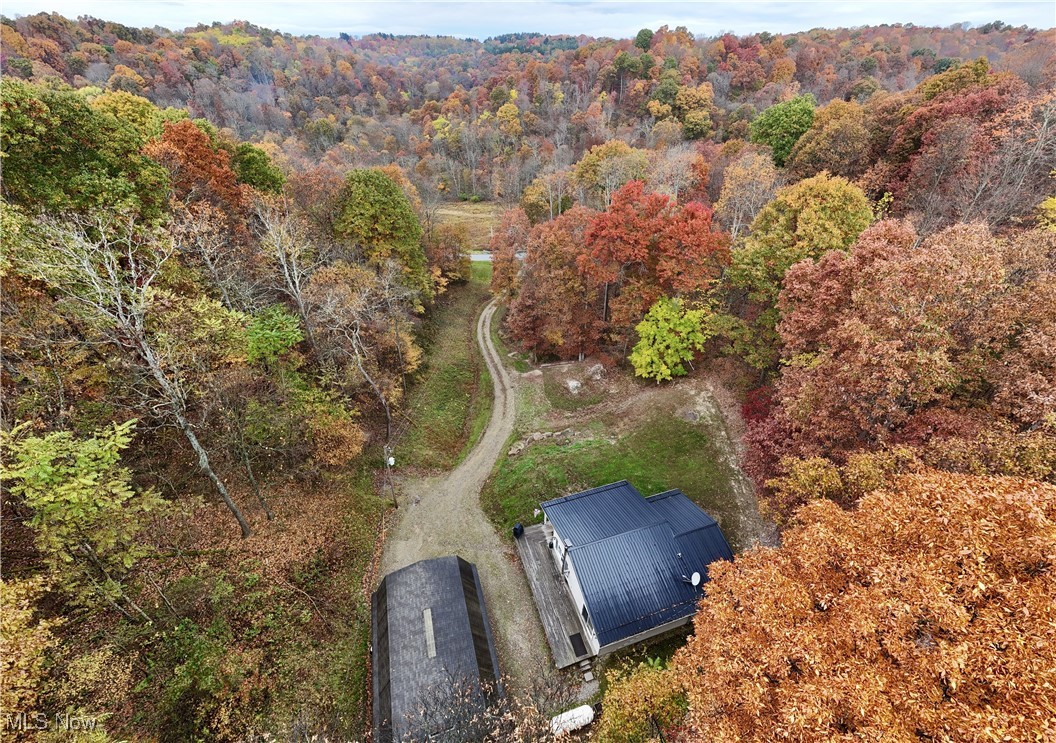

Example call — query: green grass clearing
[491,305,533,373]
[460,263,495,463]
[481,408,754,551]
[398,262,493,470]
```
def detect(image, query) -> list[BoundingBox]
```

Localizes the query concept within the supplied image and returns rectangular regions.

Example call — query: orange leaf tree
[674,471,1056,742]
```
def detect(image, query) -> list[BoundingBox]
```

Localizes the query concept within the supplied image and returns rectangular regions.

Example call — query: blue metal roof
[541,481,660,546]
[647,490,722,536]
[542,483,734,648]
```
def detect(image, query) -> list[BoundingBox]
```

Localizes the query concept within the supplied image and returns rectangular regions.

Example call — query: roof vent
[423,608,436,658]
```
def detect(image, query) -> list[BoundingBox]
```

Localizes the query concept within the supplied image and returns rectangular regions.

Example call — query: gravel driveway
[379,301,552,691]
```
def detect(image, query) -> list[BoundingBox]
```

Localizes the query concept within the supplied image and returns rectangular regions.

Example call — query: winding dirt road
[378,301,551,689]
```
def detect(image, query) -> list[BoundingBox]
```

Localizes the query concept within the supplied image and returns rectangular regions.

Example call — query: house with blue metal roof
[533,480,733,658]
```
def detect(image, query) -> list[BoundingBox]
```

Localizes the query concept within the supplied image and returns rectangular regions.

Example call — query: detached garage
[371,556,502,743]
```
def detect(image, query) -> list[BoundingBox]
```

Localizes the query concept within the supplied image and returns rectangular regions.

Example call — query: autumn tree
[630,297,714,383]
[254,195,323,355]
[423,222,471,284]
[786,99,871,180]
[171,201,260,312]
[143,119,248,226]
[714,150,781,239]
[859,59,1043,231]
[582,181,730,343]
[1,421,164,619]
[761,448,918,524]
[20,213,254,537]
[334,168,432,299]
[489,207,531,296]
[648,144,706,203]
[1040,194,1056,230]
[230,142,286,194]
[777,220,1055,444]
[285,165,346,240]
[520,169,574,223]
[920,91,1056,231]
[506,207,606,360]
[597,662,686,742]
[675,472,1056,743]
[371,163,424,217]
[87,90,185,142]
[724,172,872,370]
[305,260,421,442]
[0,79,168,218]
[572,140,649,208]
[749,93,816,167]
[0,203,117,431]
[214,307,302,516]
[0,577,61,738]
[673,83,715,139]
[744,221,1056,517]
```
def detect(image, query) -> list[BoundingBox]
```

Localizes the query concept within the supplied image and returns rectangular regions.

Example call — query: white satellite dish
[691,571,701,587]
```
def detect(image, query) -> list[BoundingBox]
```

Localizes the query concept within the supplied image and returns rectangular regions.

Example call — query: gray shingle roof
[542,481,734,648]
[372,556,501,743]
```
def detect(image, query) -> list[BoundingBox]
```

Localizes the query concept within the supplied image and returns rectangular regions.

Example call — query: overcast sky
[5,1,1054,39]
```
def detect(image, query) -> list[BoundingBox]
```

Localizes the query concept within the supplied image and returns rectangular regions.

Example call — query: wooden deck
[515,525,593,669]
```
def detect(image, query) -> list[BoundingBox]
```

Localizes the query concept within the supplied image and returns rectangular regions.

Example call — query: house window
[581,605,590,625]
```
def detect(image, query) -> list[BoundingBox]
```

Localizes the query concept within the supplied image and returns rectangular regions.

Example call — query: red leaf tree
[580,180,729,338]
[743,219,1056,519]
[506,206,606,360]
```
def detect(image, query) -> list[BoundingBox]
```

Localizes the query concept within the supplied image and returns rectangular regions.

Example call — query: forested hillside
[2,9,1055,743]
[1,69,466,741]
[1,13,1052,200]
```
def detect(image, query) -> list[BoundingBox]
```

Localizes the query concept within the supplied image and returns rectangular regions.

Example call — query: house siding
[562,547,601,655]
[547,518,601,655]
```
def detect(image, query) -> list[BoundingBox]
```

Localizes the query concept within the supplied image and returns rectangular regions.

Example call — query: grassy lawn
[433,202,502,250]
[398,262,493,470]
[481,409,754,550]
[490,305,533,373]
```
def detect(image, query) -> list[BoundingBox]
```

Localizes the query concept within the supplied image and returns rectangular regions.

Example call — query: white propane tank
[549,704,595,737]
